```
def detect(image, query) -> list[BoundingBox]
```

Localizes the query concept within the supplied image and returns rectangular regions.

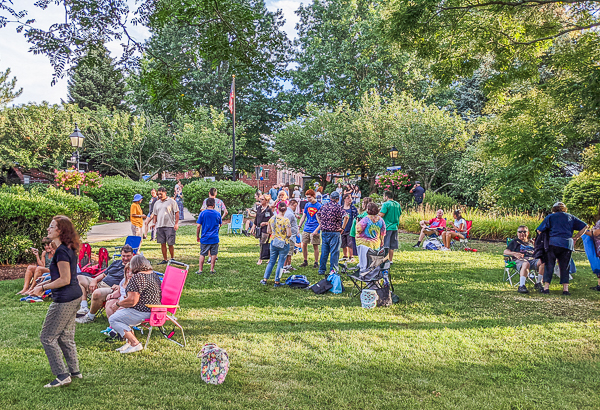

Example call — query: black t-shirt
[412,186,425,203]
[126,272,162,312]
[255,206,273,235]
[506,239,535,259]
[50,244,83,303]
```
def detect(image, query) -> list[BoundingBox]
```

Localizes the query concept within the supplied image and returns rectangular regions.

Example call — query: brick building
[238,164,305,193]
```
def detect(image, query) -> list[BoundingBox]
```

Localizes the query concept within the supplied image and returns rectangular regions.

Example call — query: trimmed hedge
[563,171,600,224]
[184,180,256,216]
[0,186,99,264]
[85,176,159,221]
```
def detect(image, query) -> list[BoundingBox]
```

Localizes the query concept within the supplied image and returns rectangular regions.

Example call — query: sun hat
[133,194,143,202]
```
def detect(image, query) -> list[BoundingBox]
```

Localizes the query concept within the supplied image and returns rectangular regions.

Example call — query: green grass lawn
[1,227,599,409]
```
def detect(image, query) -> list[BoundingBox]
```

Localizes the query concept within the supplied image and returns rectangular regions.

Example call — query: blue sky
[0,0,301,106]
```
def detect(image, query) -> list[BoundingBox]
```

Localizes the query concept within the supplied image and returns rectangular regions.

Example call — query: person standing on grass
[196,198,223,275]
[130,194,145,237]
[298,189,322,268]
[316,191,347,275]
[174,180,185,220]
[201,188,229,219]
[410,181,425,207]
[268,184,279,204]
[341,194,358,263]
[144,188,158,240]
[153,187,179,265]
[254,194,273,265]
[283,198,300,274]
[261,202,291,287]
[536,202,587,295]
[379,190,402,263]
[30,215,83,388]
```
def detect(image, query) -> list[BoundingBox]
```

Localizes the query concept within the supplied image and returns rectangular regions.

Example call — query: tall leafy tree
[67,44,126,111]
[0,64,22,105]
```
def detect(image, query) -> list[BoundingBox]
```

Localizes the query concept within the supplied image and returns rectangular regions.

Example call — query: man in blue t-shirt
[298,189,322,268]
[196,198,222,275]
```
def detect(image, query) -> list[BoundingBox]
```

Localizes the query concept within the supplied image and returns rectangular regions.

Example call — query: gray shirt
[153,197,179,228]
[100,259,125,287]
[284,208,299,237]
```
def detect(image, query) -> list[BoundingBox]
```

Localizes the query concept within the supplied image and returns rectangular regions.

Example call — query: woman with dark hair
[254,194,273,265]
[536,202,587,295]
[441,210,467,250]
[260,202,291,287]
[352,185,361,205]
[30,215,83,388]
[355,203,387,250]
[109,255,162,354]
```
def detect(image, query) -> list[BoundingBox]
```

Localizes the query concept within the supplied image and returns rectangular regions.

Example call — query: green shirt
[380,200,402,231]
[350,211,368,237]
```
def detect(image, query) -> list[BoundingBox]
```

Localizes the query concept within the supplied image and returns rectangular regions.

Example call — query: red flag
[228,77,235,114]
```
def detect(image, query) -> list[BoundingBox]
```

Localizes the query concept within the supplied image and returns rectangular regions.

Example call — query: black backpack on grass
[311,279,332,294]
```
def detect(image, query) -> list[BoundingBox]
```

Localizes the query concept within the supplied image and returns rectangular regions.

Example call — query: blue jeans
[319,231,341,274]
[264,242,290,282]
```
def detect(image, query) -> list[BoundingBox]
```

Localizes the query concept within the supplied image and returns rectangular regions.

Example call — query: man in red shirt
[413,209,446,248]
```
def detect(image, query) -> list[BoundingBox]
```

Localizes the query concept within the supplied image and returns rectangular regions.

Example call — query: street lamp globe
[389,146,398,159]
[69,124,85,148]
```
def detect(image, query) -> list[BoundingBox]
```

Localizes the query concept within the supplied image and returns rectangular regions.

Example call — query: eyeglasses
[517,231,527,234]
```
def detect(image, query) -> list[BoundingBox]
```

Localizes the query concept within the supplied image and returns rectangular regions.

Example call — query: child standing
[196,197,222,275]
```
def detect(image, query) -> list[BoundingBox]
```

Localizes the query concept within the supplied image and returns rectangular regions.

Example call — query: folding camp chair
[113,236,142,260]
[344,247,393,298]
[143,260,189,349]
[450,220,473,251]
[227,214,244,234]
[503,238,536,286]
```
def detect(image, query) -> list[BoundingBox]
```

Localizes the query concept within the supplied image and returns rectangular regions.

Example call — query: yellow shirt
[130,203,143,227]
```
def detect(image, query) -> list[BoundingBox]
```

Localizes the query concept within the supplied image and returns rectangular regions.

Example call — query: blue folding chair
[227,214,244,234]
[113,235,142,260]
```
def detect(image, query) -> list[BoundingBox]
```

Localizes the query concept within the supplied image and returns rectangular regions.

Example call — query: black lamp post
[69,124,85,195]
[389,146,398,167]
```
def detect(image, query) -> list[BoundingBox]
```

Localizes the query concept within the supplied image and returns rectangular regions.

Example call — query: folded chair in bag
[113,236,142,260]
[143,260,189,349]
[346,247,393,298]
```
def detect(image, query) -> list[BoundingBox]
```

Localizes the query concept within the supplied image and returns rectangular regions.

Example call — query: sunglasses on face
[517,231,527,234]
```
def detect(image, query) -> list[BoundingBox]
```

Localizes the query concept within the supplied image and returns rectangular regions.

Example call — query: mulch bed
[0,264,27,281]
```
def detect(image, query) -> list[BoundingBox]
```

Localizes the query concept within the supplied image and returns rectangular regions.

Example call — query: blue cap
[133,194,143,202]
[330,191,340,200]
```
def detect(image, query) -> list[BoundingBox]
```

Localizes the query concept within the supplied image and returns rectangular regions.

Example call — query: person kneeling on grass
[414,209,446,248]
[504,226,545,294]
[109,255,161,354]
[261,202,291,287]
[196,197,222,275]
[18,238,55,295]
[76,245,133,322]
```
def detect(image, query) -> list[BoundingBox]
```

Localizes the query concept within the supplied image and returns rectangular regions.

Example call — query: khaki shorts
[302,231,321,245]
[288,237,296,256]
[97,281,111,289]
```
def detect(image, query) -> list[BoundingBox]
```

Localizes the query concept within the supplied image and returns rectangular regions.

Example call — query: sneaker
[539,288,549,294]
[260,279,268,285]
[590,285,600,291]
[517,285,529,294]
[281,267,290,275]
[70,372,82,379]
[534,282,543,291]
[274,282,284,287]
[116,343,131,352]
[100,327,113,334]
[196,270,202,275]
[121,343,143,354]
[157,260,168,265]
[318,271,326,276]
[44,376,71,388]
[76,307,89,316]
[288,265,297,272]
[562,291,571,296]
[300,261,308,267]
[210,271,216,275]
[242,229,249,237]
[76,315,94,324]
[313,262,319,268]
[28,297,44,302]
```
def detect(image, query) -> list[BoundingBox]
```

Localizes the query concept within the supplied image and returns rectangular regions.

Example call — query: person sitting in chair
[441,210,467,250]
[504,226,545,294]
[414,209,446,248]
[76,245,134,323]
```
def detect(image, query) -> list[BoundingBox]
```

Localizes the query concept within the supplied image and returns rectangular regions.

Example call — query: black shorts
[200,243,219,256]
[384,230,398,250]
[156,227,176,246]
[341,232,353,248]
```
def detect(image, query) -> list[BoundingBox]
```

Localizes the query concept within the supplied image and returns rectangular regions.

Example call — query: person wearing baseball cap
[410,181,425,206]
[315,190,347,275]
[130,194,146,237]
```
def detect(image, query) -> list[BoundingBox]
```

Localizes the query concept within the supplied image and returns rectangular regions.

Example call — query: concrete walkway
[86,208,196,243]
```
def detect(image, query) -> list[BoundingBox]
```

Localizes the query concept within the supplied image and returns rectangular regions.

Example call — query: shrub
[563,171,600,224]
[85,176,159,221]
[184,180,256,216]
[423,193,458,211]
[398,204,543,241]
[0,186,99,264]
[157,177,204,197]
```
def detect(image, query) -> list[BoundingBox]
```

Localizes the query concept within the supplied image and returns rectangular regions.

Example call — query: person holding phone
[18,238,55,295]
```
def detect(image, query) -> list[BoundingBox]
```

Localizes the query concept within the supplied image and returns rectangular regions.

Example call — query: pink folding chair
[143,260,189,349]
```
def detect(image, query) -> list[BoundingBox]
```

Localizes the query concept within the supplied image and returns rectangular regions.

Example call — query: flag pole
[231,75,236,181]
